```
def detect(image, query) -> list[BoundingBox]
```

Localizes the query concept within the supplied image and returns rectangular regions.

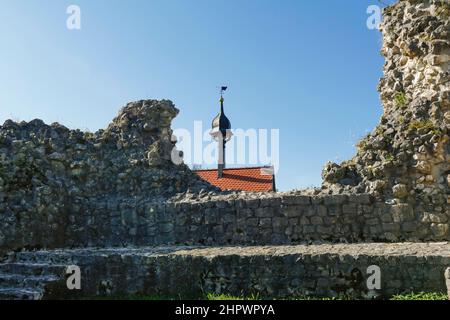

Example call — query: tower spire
[210,86,232,178]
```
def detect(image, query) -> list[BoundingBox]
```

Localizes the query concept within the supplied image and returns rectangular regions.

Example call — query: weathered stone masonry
[1,189,449,257]
[0,0,449,299]
[3,244,450,299]
[1,0,449,255]
[323,0,449,230]
[162,193,449,245]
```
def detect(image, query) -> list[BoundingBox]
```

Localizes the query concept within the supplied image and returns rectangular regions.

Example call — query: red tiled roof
[194,166,275,192]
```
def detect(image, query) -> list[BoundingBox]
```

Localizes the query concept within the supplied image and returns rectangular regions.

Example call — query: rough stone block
[237,208,254,218]
[430,223,449,238]
[223,214,235,224]
[260,197,281,207]
[247,218,258,227]
[299,216,310,225]
[303,225,315,234]
[258,218,272,228]
[323,195,348,205]
[391,204,415,223]
[348,194,372,204]
[323,217,336,225]
[360,205,374,214]
[305,206,318,216]
[283,205,302,218]
[159,223,174,234]
[311,216,323,225]
[369,225,381,234]
[309,205,324,217]
[216,201,228,209]
[366,218,380,226]
[343,204,358,215]
[255,207,274,218]
[245,199,260,209]
[380,214,393,223]
[310,196,324,205]
[273,217,288,228]
[212,225,224,234]
[382,223,400,232]
[317,226,332,234]
[282,195,311,205]
[401,222,417,232]
[204,208,219,224]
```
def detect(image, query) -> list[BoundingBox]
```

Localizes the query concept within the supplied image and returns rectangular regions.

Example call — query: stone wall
[9,244,448,299]
[322,0,449,221]
[1,0,449,257]
[165,192,449,245]
[0,100,214,255]
[2,190,449,256]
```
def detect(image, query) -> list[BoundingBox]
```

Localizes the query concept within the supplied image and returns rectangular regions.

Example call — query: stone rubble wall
[14,244,449,299]
[322,0,449,222]
[2,191,449,257]
[0,0,449,257]
[165,193,449,245]
[0,100,214,255]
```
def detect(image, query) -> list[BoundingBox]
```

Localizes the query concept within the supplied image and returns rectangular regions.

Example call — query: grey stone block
[323,195,348,205]
[391,204,415,223]
[283,205,302,218]
[348,194,372,204]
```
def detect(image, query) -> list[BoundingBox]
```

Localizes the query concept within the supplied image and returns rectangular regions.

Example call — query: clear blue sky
[0,0,386,191]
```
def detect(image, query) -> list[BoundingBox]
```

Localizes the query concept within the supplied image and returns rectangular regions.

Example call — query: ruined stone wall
[1,0,449,256]
[2,190,449,256]
[12,244,449,299]
[0,100,214,254]
[165,192,448,245]
[322,0,449,221]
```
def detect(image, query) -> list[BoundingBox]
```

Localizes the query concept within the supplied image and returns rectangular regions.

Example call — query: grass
[208,292,448,301]
[384,154,394,162]
[408,119,435,131]
[206,293,259,300]
[84,294,187,300]
[436,0,450,19]
[84,292,448,301]
[394,92,408,108]
[390,292,448,301]
[356,133,371,152]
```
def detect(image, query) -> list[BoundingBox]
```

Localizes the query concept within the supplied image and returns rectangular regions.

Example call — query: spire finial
[211,86,231,178]
[219,86,227,112]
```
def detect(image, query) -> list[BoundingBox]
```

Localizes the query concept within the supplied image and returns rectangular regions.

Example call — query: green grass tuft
[390,292,448,301]
[408,119,435,131]
[82,291,448,301]
[394,92,408,108]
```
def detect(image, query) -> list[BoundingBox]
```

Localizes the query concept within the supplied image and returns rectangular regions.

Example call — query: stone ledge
[14,242,450,258]
[6,243,449,299]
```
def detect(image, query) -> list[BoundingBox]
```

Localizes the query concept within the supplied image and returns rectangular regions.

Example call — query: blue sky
[0,0,386,191]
